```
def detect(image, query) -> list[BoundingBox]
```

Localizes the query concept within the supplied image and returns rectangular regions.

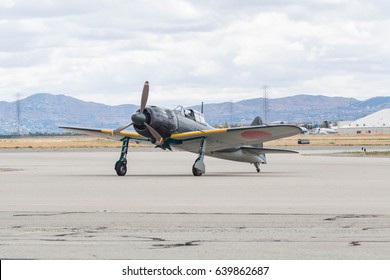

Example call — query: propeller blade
[140,81,149,113]
[112,122,133,135]
[144,122,163,145]
[113,81,149,134]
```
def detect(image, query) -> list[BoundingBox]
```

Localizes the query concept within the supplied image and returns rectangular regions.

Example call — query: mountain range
[1,93,389,134]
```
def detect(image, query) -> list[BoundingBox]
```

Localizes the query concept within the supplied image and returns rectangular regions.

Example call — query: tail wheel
[254,162,261,173]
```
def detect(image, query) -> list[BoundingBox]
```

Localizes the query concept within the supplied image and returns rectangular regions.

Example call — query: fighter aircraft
[60,81,302,176]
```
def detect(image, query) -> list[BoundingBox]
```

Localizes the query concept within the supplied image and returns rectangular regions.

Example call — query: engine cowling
[133,106,175,141]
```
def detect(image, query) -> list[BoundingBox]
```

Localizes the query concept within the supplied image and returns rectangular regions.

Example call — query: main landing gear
[115,137,129,176]
[192,137,207,176]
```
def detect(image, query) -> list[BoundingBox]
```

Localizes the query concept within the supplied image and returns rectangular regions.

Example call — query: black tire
[192,164,202,176]
[115,161,127,176]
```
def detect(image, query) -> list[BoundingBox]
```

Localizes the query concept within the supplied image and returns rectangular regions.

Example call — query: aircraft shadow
[69,172,296,178]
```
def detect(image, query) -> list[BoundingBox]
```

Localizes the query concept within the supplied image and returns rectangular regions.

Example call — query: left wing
[169,125,301,153]
[59,126,151,142]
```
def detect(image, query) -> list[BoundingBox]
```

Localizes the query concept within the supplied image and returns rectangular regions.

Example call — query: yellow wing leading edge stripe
[101,129,143,138]
[170,128,227,139]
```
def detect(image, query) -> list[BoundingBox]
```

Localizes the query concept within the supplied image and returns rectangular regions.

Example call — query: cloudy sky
[1,0,389,106]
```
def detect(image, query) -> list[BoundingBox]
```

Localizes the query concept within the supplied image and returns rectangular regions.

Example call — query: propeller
[113,81,149,134]
[112,122,133,135]
[140,81,149,113]
[112,81,166,148]
[144,123,163,146]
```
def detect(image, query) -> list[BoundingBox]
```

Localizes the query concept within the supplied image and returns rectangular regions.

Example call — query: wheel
[115,162,127,176]
[115,161,127,176]
[256,167,260,173]
[192,164,202,176]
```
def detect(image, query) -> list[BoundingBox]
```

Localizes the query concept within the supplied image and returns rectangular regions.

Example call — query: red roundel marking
[241,130,272,139]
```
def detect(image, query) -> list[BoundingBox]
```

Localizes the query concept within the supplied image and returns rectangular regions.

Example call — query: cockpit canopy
[173,105,207,125]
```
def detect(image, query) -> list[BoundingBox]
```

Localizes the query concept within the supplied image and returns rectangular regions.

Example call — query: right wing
[59,126,151,142]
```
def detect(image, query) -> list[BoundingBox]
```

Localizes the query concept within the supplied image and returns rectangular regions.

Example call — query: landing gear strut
[192,137,207,176]
[115,137,129,176]
[254,162,261,173]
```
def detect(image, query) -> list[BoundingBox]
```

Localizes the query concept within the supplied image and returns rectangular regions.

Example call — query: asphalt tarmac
[0,147,389,259]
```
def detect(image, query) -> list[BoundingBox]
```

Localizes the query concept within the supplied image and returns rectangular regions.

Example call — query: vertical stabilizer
[251,116,263,126]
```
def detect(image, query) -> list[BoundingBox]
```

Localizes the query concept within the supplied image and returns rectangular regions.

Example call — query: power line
[229,99,233,126]
[15,93,21,135]
[262,85,270,123]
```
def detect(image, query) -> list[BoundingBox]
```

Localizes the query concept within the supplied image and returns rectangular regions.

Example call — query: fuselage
[132,105,266,165]
[133,105,213,140]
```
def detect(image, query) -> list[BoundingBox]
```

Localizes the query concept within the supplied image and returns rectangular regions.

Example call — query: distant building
[338,109,390,134]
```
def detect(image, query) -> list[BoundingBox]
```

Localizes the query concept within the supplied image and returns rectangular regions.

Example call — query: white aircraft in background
[312,121,338,134]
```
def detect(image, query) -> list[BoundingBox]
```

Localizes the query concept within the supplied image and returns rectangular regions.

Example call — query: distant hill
[0,93,389,134]
[349,96,390,109]
[0,93,138,134]
[190,95,360,124]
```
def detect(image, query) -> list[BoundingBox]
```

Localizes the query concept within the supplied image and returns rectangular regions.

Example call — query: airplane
[312,121,338,134]
[323,120,338,133]
[60,81,302,176]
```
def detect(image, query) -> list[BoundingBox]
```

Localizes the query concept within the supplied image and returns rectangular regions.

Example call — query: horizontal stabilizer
[241,146,298,155]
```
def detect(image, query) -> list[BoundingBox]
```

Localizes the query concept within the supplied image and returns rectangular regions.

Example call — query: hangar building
[338,109,390,134]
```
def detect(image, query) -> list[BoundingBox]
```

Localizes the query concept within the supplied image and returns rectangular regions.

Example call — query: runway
[0,147,389,259]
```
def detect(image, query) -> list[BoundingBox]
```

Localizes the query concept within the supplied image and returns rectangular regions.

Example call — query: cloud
[0,0,389,107]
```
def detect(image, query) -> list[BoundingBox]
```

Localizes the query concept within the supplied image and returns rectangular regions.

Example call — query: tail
[251,116,263,126]
[250,116,266,163]
[324,120,331,128]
